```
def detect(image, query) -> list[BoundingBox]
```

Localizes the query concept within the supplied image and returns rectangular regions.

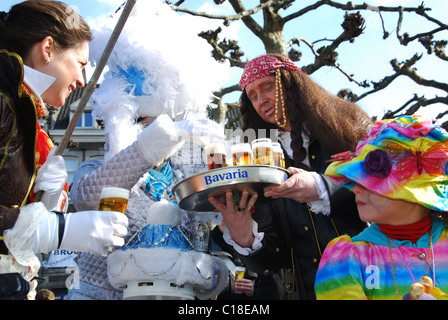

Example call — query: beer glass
[193,222,210,252]
[251,138,274,165]
[234,266,246,292]
[235,266,245,280]
[98,186,130,214]
[231,143,254,166]
[205,142,227,170]
[272,142,286,168]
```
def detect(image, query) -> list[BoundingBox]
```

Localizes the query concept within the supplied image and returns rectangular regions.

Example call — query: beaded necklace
[386,230,436,299]
[274,69,287,129]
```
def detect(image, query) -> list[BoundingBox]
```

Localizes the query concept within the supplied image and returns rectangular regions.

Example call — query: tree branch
[164,1,448,125]
[286,37,319,56]
[214,84,242,98]
[354,73,400,102]
[395,3,448,46]
[355,53,448,103]
[198,28,245,67]
[282,0,432,23]
[419,36,448,61]
[287,36,369,88]
[383,94,448,119]
[391,53,448,92]
[301,12,365,74]
[334,63,369,88]
[169,0,274,22]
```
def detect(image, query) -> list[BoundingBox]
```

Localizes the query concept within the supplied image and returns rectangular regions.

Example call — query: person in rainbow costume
[314,115,448,300]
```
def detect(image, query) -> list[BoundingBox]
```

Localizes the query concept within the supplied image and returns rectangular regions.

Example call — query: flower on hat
[364,149,392,179]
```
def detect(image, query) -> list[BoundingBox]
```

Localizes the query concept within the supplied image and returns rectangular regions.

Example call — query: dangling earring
[43,58,50,65]
[274,69,287,129]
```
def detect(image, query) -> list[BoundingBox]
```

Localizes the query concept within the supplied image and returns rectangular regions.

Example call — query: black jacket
[237,139,366,299]
[0,50,37,254]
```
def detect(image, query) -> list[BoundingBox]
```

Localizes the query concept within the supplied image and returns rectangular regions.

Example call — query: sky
[1,0,447,123]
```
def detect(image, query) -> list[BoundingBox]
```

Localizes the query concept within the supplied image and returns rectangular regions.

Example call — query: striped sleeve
[314,235,368,300]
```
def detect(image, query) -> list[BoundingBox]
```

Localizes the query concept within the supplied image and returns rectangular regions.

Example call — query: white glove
[29,208,128,257]
[137,114,186,167]
[60,210,128,257]
[33,147,68,211]
[174,118,225,146]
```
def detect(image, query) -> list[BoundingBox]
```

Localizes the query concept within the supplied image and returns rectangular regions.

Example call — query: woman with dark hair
[0,0,128,299]
[209,54,372,299]
[0,0,92,107]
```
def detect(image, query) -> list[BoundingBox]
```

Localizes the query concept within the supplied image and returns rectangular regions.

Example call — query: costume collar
[23,65,56,116]
[377,215,432,243]
[352,219,445,248]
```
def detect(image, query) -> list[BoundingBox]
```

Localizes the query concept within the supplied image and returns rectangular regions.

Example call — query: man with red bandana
[209,54,372,299]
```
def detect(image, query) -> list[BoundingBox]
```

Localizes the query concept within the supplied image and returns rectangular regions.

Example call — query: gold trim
[0,50,38,208]
[306,204,323,256]
[285,247,296,294]
[305,138,341,255]
[330,217,340,237]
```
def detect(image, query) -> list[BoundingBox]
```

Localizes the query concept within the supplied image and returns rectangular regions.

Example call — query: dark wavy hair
[240,53,373,169]
[0,0,92,59]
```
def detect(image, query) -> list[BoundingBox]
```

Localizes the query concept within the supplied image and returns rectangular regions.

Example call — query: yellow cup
[231,143,254,166]
[252,138,274,165]
[98,187,130,214]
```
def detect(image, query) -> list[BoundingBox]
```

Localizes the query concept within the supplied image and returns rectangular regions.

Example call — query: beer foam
[271,142,282,152]
[231,143,252,153]
[100,187,130,200]
[251,138,273,149]
[205,142,227,155]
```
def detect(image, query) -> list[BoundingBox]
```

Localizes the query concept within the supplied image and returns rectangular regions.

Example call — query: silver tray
[172,165,289,212]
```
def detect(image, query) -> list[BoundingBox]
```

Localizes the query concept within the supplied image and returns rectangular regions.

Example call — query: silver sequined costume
[67,139,219,300]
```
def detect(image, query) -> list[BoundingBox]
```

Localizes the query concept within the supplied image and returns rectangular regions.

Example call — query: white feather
[88,0,230,161]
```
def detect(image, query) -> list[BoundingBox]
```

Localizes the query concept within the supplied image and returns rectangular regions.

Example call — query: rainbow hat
[325,115,448,212]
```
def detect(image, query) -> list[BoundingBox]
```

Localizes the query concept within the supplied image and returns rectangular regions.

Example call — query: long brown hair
[0,0,92,59]
[240,53,373,168]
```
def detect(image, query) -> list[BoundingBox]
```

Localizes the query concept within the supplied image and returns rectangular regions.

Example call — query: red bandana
[239,55,301,91]
[378,215,432,243]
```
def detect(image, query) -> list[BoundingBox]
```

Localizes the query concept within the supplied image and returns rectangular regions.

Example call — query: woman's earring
[43,58,50,65]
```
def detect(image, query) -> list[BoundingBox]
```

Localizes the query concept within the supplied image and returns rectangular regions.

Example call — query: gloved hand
[33,147,68,211]
[137,114,186,167]
[60,210,128,256]
[174,118,225,146]
[26,205,128,257]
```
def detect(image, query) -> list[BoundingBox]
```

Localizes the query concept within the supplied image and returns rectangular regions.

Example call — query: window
[64,157,78,186]
[90,155,104,161]
[76,111,93,128]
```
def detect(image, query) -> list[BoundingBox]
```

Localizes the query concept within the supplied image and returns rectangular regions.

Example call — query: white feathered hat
[88,0,230,160]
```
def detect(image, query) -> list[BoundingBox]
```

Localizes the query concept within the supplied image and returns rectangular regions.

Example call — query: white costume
[67,1,230,300]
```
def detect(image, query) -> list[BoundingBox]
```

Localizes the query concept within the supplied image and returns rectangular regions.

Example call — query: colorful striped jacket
[315,219,448,299]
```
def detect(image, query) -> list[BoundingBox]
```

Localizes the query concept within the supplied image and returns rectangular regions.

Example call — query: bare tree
[166,0,448,130]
